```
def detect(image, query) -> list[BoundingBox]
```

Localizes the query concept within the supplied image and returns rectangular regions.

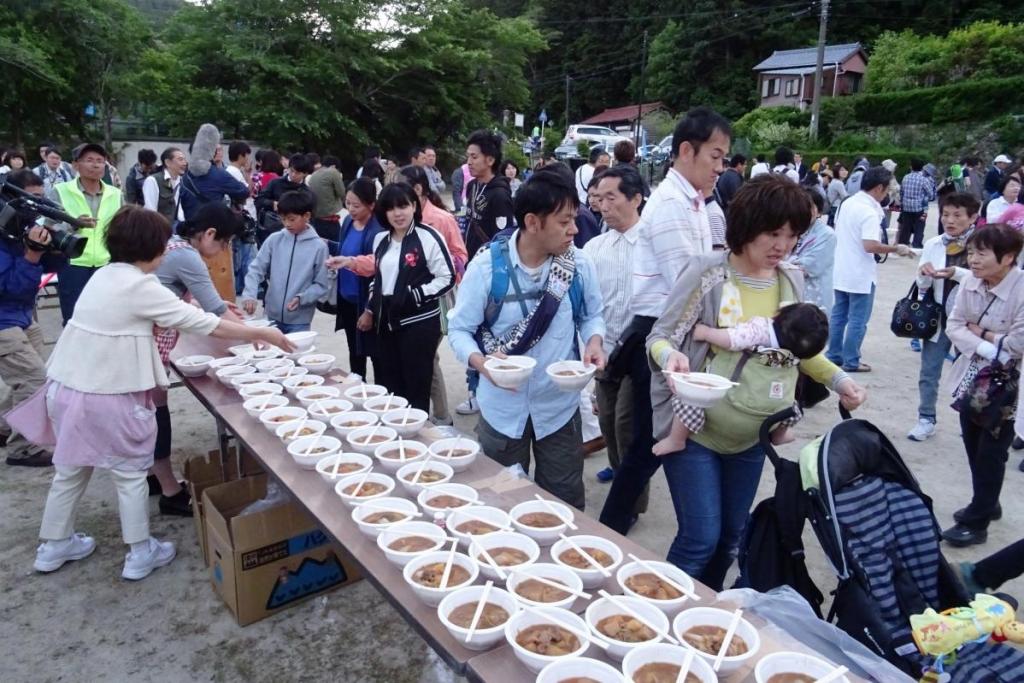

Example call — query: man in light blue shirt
[448,166,606,509]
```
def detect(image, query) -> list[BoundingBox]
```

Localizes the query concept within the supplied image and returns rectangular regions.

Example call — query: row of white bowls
[176,349,335,379]
[481,355,599,392]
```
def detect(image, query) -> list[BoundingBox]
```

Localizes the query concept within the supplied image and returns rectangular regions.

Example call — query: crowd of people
[0,110,1022,594]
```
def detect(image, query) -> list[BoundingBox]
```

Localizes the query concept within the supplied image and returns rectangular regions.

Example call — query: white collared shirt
[583,221,639,354]
[142,169,183,222]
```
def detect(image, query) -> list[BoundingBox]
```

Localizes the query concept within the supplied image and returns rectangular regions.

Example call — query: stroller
[737,407,1024,681]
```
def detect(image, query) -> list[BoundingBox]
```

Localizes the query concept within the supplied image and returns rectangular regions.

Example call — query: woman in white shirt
[986,175,1021,223]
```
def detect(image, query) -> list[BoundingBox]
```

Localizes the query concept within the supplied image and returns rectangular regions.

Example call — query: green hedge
[750,148,931,173]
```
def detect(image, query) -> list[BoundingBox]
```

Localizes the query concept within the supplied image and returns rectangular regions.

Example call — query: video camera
[0,180,88,259]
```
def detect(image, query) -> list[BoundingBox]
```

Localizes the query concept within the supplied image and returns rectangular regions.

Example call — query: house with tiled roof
[753,42,867,108]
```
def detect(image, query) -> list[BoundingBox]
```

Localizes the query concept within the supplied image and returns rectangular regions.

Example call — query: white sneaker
[908,419,936,442]
[122,537,176,580]
[34,532,96,573]
[455,395,479,415]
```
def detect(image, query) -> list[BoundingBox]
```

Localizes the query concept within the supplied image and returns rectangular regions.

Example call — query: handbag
[890,283,942,339]
[951,338,1019,432]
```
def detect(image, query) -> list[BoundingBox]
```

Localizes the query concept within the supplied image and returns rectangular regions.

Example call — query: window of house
[762,78,770,98]
[784,79,796,97]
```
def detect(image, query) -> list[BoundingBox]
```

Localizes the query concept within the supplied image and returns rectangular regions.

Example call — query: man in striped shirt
[599,107,731,535]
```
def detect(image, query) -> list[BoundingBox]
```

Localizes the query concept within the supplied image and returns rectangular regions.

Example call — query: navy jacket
[985,167,1003,198]
[0,238,63,331]
[328,216,383,354]
[179,167,249,221]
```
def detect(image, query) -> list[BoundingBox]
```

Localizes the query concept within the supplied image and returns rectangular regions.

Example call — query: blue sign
[538,109,548,124]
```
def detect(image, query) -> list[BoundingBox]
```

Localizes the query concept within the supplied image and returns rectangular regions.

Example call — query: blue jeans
[827,286,876,370]
[662,439,766,591]
[918,329,952,422]
[275,322,310,333]
[233,240,254,295]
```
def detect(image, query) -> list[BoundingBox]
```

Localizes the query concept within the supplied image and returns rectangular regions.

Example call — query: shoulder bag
[890,282,942,339]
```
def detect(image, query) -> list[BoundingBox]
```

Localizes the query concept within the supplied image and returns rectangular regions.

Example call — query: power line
[529,1,813,26]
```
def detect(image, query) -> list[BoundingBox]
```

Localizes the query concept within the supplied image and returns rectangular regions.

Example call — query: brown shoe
[6,452,53,468]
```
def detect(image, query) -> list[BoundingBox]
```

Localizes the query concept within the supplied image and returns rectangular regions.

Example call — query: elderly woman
[646,175,867,589]
[942,224,1024,547]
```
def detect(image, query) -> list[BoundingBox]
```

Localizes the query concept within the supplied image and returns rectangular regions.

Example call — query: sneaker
[159,487,193,517]
[455,395,479,415]
[910,338,922,352]
[941,523,987,548]
[958,562,986,595]
[122,537,176,580]
[6,451,53,467]
[596,467,615,483]
[34,532,96,573]
[907,419,936,441]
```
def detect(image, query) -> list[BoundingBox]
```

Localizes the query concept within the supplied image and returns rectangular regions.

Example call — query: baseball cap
[994,154,1012,164]
[72,143,108,161]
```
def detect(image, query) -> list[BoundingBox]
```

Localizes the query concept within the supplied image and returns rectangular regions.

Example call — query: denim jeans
[827,286,876,370]
[233,239,255,296]
[661,439,766,591]
[276,322,310,333]
[917,329,952,422]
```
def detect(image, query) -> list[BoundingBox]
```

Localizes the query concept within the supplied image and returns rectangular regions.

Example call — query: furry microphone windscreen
[189,123,221,177]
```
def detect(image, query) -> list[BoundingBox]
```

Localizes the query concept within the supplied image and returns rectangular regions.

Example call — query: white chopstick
[558,533,611,577]
[627,553,701,602]
[712,608,744,672]
[470,540,508,581]
[533,494,577,530]
[674,647,695,683]
[597,589,680,645]
[464,581,494,643]
[814,665,850,683]
[350,470,372,497]
[520,605,612,651]
[510,571,591,600]
[439,540,459,589]
[410,452,433,485]
[301,434,321,456]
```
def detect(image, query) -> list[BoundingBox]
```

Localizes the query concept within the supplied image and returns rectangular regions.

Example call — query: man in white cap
[985,154,1013,198]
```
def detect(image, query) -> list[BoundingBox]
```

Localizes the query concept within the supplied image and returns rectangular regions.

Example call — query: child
[242,190,328,333]
[653,302,829,456]
[7,206,294,580]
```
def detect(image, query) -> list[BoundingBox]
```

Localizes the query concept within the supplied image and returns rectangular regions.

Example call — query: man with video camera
[0,170,66,467]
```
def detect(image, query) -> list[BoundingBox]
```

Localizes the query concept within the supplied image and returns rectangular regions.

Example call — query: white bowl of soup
[334,472,395,508]
[506,563,583,611]
[296,385,341,407]
[376,520,449,567]
[364,393,410,417]
[243,394,289,418]
[504,606,589,673]
[255,357,293,373]
[345,425,397,455]
[469,531,541,582]
[276,419,327,446]
[282,374,324,396]
[396,460,454,495]
[664,372,734,409]
[238,382,284,401]
[381,407,429,437]
[427,437,480,472]
[545,360,597,392]
[258,406,307,432]
[509,499,575,546]
[285,330,318,352]
[343,383,389,409]
[585,594,669,662]
[438,585,521,651]
[268,364,308,382]
[298,352,335,375]
[448,506,511,549]
[755,652,851,683]
[175,354,214,377]
[672,606,761,675]
[550,534,624,589]
[418,483,479,515]
[286,434,340,469]
[537,657,625,683]
[622,642,717,683]
[215,364,254,385]
[375,439,428,473]
[616,560,697,616]
[315,452,372,484]
[209,355,248,371]
[351,497,419,539]
[483,355,536,389]
[307,398,354,422]
[331,411,379,439]
[403,549,480,607]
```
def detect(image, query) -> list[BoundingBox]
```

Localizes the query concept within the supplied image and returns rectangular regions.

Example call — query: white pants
[39,465,150,544]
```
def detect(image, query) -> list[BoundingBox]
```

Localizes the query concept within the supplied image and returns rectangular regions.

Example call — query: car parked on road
[561,124,630,150]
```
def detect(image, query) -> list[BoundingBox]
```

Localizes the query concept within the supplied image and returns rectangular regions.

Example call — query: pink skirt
[6,381,157,471]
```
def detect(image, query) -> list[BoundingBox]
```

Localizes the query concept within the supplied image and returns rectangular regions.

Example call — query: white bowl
[509,499,574,546]
[469,531,540,582]
[298,352,335,375]
[755,652,851,683]
[506,563,584,610]
[307,398,354,422]
[418,483,480,515]
[228,343,257,358]
[282,374,324,396]
[584,595,670,661]
[403,550,481,607]
[334,472,396,507]
[276,419,327,446]
[249,347,283,362]
[316,452,373,484]
[256,357,293,373]
[296,385,342,407]
[397,460,454,495]
[550,535,624,589]
[346,425,397,455]
[374,439,428,473]
[484,355,537,389]
[283,344,316,361]
[616,560,697,616]
[243,394,290,417]
[537,657,625,683]
[268,365,309,382]
[447,506,512,548]
[671,606,761,675]
[286,434,341,469]
[208,355,248,371]
[427,437,480,472]
[622,643,717,683]
[258,406,308,432]
[438,585,522,652]
[175,354,214,377]
[351,496,419,539]
[364,394,410,416]
[664,372,733,409]
[504,606,589,673]
[546,360,596,392]
[231,374,272,390]
[215,364,254,384]
[330,411,379,439]
[381,407,429,437]
[243,317,273,329]
[285,330,318,352]
[343,383,389,409]
[238,382,285,400]
[376,520,449,567]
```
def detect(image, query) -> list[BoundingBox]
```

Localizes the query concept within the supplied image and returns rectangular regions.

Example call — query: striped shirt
[631,169,711,316]
[582,222,639,355]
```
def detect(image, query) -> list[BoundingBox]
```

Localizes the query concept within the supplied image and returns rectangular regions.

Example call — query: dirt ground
[2,213,1022,682]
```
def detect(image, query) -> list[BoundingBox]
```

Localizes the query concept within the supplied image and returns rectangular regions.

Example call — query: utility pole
[635,30,649,145]
[809,0,830,141]
[564,73,571,129]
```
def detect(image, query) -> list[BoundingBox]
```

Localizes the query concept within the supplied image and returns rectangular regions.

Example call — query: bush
[542,127,563,155]
[750,147,931,174]
[733,107,810,142]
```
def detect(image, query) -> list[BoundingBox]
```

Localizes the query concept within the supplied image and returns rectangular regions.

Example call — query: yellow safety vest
[53,179,122,267]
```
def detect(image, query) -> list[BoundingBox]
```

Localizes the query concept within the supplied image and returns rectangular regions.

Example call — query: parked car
[637,144,658,160]
[561,124,630,150]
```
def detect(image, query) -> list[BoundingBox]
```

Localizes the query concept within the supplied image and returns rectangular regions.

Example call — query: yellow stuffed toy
[911,594,1024,657]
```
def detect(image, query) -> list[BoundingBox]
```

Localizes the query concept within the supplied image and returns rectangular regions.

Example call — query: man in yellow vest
[47,143,122,324]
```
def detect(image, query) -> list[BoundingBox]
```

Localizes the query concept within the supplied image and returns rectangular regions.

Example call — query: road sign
[538,109,548,124]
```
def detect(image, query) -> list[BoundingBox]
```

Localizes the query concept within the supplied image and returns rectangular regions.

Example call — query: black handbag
[952,338,1019,432]
[890,283,942,339]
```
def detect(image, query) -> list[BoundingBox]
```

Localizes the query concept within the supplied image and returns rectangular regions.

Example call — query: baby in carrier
[654,302,829,455]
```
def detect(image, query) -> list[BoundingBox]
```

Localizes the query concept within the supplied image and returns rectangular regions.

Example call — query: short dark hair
[289,153,315,174]
[363,145,381,161]
[306,152,320,166]
[160,147,183,165]
[466,130,502,173]
[6,169,42,190]
[408,146,423,161]
[671,106,731,158]
[498,159,519,178]
[178,203,242,242]
[589,145,608,164]
[322,155,341,168]
[861,166,893,193]
[277,190,316,217]
[361,159,385,182]
[941,192,981,217]
[999,173,1022,194]
[595,165,645,202]
[260,150,284,175]
[756,155,766,163]
[728,154,747,168]
[774,146,794,167]
[106,206,172,263]
[804,186,825,214]
[44,147,60,158]
[3,150,26,167]
[513,165,579,229]
[375,182,422,232]
[910,158,925,172]
[726,175,813,254]
[613,140,636,164]
[968,223,1024,262]
[228,141,251,162]
[347,177,377,206]
[137,148,157,166]
[773,303,829,359]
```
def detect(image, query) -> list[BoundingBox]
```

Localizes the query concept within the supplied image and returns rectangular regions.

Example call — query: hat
[72,143,108,161]
[994,154,1012,164]
[881,159,897,172]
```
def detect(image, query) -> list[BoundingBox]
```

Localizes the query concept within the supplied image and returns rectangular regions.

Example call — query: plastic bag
[717,586,915,682]
[238,479,289,517]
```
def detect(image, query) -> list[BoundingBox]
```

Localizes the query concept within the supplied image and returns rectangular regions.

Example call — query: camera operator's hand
[24,226,51,263]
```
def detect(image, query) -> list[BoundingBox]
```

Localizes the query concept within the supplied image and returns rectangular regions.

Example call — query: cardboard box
[186,447,264,565]
[203,475,360,626]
